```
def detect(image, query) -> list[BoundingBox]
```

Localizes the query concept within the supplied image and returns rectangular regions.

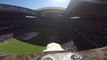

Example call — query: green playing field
[0,39,45,55]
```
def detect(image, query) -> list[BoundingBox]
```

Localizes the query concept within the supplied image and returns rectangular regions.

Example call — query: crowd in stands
[0,33,13,43]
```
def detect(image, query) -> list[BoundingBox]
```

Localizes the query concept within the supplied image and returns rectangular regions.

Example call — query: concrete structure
[0,4,36,15]
[37,7,65,18]
[62,0,107,50]
[0,4,38,37]
[36,7,65,30]
[66,0,107,16]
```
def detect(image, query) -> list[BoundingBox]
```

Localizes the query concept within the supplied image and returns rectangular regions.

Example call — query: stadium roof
[36,7,65,11]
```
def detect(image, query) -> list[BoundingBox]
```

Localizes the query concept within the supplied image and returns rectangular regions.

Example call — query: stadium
[0,0,107,60]
[0,4,68,54]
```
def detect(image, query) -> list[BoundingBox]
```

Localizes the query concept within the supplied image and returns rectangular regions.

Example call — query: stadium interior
[0,0,107,52]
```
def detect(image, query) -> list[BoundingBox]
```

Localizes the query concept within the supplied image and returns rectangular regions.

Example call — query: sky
[0,0,71,10]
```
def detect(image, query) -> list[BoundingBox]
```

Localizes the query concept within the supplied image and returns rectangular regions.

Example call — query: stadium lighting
[70,16,80,19]
[26,16,36,19]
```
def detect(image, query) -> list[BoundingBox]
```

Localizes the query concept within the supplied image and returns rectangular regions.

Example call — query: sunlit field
[0,39,45,55]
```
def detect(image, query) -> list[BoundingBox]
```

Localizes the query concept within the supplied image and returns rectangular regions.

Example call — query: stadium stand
[0,0,107,51]
[0,33,13,43]
[0,4,39,39]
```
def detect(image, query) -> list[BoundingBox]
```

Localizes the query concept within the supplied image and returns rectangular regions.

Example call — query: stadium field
[0,39,45,55]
